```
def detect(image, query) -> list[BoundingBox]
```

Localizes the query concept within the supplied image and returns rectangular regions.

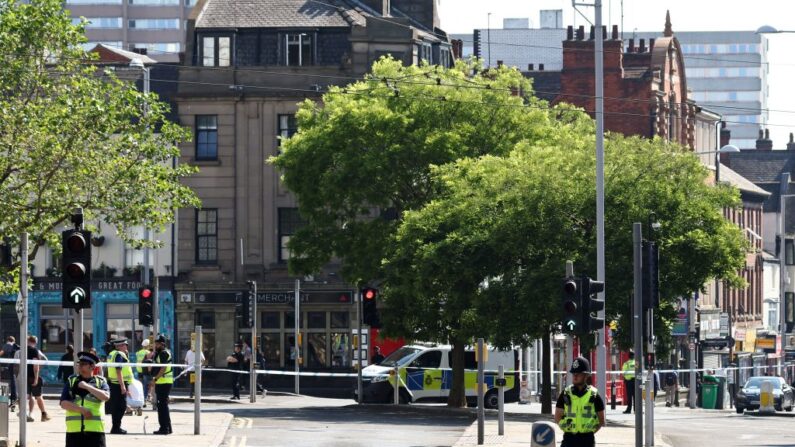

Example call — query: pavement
[2,401,232,447]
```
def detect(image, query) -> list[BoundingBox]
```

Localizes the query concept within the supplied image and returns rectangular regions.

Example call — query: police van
[356,344,519,408]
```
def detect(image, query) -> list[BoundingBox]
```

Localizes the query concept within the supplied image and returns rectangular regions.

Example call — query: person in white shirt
[182,348,205,398]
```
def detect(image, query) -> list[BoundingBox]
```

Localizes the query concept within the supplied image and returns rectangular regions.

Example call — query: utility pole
[249,280,257,403]
[294,279,300,395]
[19,233,28,447]
[633,223,644,447]
[689,294,697,408]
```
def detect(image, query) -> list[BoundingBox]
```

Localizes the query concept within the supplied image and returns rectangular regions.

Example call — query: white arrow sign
[70,287,86,304]
[566,320,576,331]
[535,428,552,443]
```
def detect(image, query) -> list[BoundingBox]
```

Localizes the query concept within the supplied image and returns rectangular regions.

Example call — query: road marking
[229,435,238,447]
[246,417,253,429]
[239,435,247,447]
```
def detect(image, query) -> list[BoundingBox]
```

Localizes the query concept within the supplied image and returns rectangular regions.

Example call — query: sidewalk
[2,404,232,447]
[453,419,671,446]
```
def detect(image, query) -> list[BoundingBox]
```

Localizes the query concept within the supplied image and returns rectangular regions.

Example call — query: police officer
[107,338,133,434]
[60,351,110,447]
[622,351,636,414]
[150,335,173,435]
[555,357,605,447]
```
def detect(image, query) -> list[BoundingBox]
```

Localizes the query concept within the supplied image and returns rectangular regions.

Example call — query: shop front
[175,288,356,371]
[1,278,175,383]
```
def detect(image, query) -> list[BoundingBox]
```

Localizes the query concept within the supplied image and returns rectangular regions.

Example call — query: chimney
[361,0,389,16]
[577,25,585,40]
[611,25,619,40]
[649,38,655,50]
[720,121,731,148]
[602,25,607,40]
[756,128,773,150]
[497,60,504,68]
[567,25,574,40]
[788,133,795,151]
[628,38,635,52]
[639,39,647,53]
[451,39,463,59]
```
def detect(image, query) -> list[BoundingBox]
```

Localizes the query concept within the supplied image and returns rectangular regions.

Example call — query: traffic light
[642,241,660,311]
[61,229,91,309]
[561,277,581,334]
[240,281,255,328]
[362,287,381,328]
[581,276,605,332]
[138,285,154,325]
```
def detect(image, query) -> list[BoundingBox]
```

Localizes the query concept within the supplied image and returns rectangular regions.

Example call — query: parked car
[735,376,794,414]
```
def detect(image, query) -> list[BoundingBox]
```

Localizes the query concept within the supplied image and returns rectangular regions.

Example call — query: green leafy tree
[0,0,199,292]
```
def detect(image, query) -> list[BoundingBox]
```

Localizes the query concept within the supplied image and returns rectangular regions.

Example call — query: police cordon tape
[0,357,776,378]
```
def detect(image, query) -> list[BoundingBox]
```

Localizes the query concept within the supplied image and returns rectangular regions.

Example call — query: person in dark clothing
[60,351,109,447]
[226,344,244,400]
[57,345,75,387]
[1,336,19,409]
[555,357,605,447]
[150,335,173,435]
[106,338,133,434]
[371,346,385,365]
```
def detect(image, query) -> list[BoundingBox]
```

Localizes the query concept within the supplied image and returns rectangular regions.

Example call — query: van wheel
[485,390,499,409]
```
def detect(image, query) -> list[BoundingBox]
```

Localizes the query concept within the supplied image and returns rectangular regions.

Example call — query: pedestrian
[106,338,134,434]
[1,336,19,410]
[60,351,110,447]
[226,343,244,400]
[371,346,385,365]
[255,348,265,393]
[555,356,605,447]
[150,335,173,435]
[57,345,75,387]
[184,344,205,399]
[20,335,50,422]
[135,339,151,406]
[241,341,251,391]
[622,351,636,414]
[727,364,736,409]
[665,367,679,407]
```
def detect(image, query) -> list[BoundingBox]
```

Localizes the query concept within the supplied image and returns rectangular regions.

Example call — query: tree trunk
[446,339,467,408]
[541,330,553,414]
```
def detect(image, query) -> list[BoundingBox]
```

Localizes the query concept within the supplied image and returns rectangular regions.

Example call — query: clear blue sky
[438,0,795,147]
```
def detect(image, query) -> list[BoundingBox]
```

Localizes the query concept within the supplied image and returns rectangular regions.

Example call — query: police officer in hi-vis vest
[60,351,110,447]
[150,334,174,435]
[555,356,606,447]
[107,338,134,434]
[622,350,636,414]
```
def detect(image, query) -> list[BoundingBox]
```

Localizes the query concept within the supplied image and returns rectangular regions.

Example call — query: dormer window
[285,33,313,66]
[201,36,231,67]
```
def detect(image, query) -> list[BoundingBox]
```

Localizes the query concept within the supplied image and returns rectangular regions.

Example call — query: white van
[355,344,518,408]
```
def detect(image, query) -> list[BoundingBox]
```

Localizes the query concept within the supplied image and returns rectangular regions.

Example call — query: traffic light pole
[294,279,300,395]
[250,280,257,404]
[19,233,28,447]
[633,223,644,447]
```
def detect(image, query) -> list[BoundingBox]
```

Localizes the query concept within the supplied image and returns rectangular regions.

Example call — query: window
[106,303,142,352]
[67,0,121,4]
[202,36,231,67]
[72,17,123,28]
[40,306,94,354]
[129,0,179,4]
[195,310,216,329]
[417,43,432,63]
[128,19,180,29]
[195,209,218,264]
[185,0,197,5]
[410,351,442,368]
[195,115,218,160]
[285,33,313,66]
[330,311,349,329]
[131,43,181,54]
[786,239,795,266]
[308,312,326,329]
[278,208,305,262]
[261,312,280,329]
[277,114,297,146]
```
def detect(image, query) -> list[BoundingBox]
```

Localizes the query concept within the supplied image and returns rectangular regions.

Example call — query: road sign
[565,320,576,332]
[15,293,23,322]
[70,287,86,305]
[531,421,555,447]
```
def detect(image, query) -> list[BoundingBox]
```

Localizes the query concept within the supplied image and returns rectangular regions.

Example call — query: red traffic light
[66,232,87,253]
[139,287,153,299]
[364,289,376,300]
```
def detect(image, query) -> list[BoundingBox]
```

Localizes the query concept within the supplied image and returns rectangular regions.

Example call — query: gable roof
[89,44,157,65]
[717,163,771,198]
[195,0,368,29]
[724,151,795,183]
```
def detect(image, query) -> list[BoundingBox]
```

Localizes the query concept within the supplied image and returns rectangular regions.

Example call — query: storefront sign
[700,310,721,340]
[720,313,730,338]
[672,298,688,336]
[734,328,746,341]
[33,279,145,292]
[756,335,776,353]
[193,290,353,305]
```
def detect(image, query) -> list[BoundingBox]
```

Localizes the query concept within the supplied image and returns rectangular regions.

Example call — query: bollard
[394,365,400,405]
[610,378,617,410]
[530,421,556,447]
[759,380,775,414]
[498,365,505,436]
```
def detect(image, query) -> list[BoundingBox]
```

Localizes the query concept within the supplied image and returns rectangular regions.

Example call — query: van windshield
[380,347,424,367]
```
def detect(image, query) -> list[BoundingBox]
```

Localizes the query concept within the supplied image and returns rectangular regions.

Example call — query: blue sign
[531,422,555,446]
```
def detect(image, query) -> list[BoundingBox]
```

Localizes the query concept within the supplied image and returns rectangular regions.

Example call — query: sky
[437,0,795,147]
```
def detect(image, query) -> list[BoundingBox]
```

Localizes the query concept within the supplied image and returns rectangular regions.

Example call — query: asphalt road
[173,395,473,447]
[608,405,795,447]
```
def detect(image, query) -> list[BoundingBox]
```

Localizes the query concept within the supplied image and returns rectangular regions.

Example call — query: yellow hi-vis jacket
[65,375,107,433]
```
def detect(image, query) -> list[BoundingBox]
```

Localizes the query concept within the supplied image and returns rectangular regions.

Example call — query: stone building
[173,0,451,371]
